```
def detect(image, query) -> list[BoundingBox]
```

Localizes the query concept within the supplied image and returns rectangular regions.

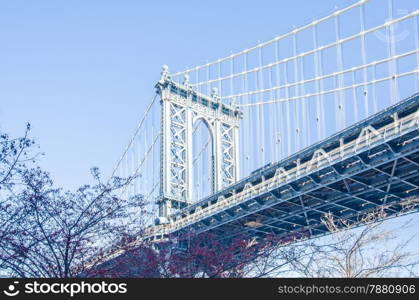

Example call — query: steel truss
[145,93,419,242]
[155,68,241,221]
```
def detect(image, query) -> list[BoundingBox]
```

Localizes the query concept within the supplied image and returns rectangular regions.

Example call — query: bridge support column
[155,66,242,222]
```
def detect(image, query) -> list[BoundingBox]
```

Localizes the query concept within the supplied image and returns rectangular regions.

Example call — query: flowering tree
[0,124,38,272]
[90,231,315,278]
[1,126,417,278]
[165,232,259,278]
[0,125,310,279]
[90,233,267,278]
[0,126,149,277]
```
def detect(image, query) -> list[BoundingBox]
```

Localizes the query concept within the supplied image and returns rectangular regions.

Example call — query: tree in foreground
[0,126,149,277]
[93,207,419,278]
[290,208,419,277]
[1,126,418,278]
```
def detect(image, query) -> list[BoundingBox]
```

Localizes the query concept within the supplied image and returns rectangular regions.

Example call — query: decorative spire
[230,97,237,109]
[211,87,220,102]
[183,74,190,89]
[159,64,170,84]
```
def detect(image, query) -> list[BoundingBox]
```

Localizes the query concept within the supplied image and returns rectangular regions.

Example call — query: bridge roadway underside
[166,95,419,244]
[196,140,419,243]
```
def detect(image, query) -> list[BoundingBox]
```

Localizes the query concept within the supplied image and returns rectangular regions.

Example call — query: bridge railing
[143,104,418,238]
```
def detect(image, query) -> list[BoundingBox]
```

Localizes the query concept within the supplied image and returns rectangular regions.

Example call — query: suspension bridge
[112,0,419,245]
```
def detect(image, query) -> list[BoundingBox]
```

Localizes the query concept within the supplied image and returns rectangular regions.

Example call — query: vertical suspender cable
[359,3,369,118]
[196,67,200,95]
[414,14,419,92]
[387,0,399,104]
[313,22,322,143]
[292,30,300,152]
[284,60,292,157]
[335,10,346,130]
[258,46,265,166]
[153,103,157,212]
[206,61,210,97]
[319,38,326,139]
[254,55,260,168]
[218,60,222,98]
[230,52,234,98]
[274,40,283,161]
[372,61,378,113]
[269,56,275,163]
[351,71,359,122]
[134,130,138,196]
[144,116,149,198]
[110,94,158,180]
[298,37,308,148]
[244,52,250,175]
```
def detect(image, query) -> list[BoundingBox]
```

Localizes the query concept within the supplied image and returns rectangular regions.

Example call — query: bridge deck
[145,93,419,243]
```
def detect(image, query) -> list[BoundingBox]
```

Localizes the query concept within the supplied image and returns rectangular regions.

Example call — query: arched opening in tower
[192,118,214,202]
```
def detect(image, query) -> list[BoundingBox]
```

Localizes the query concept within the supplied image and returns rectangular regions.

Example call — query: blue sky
[0,0,418,271]
[0,0,362,189]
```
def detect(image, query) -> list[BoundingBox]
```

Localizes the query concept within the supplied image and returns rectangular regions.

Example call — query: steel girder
[156,93,419,243]
[155,72,241,220]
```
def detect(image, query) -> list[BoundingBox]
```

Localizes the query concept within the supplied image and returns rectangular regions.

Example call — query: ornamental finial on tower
[230,97,237,108]
[183,74,190,89]
[211,87,220,102]
[159,64,170,84]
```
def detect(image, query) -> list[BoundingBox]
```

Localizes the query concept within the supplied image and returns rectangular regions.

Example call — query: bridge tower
[155,66,242,223]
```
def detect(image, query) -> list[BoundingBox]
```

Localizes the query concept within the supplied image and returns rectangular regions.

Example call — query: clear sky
[0,0,418,272]
[0,0,364,189]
